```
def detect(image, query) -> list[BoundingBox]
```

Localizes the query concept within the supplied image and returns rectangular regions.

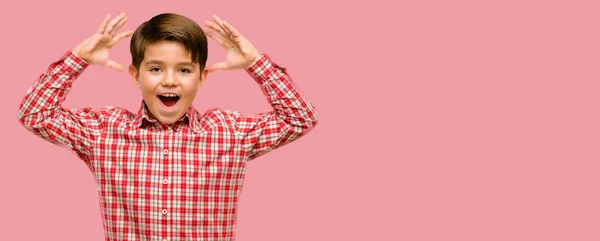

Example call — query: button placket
[160,132,175,239]
[160,138,172,238]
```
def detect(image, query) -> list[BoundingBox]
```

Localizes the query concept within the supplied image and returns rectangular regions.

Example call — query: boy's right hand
[72,13,133,72]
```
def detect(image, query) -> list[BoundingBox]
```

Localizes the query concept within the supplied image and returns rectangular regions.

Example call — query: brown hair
[130,13,208,72]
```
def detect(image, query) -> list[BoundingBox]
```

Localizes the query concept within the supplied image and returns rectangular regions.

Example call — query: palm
[80,34,115,65]
[204,15,260,72]
[223,38,255,68]
[73,13,133,71]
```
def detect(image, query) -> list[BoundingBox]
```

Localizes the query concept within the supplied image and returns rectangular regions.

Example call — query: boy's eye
[150,67,161,72]
[180,68,191,73]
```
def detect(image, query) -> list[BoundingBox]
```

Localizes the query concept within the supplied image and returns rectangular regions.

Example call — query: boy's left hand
[204,14,260,72]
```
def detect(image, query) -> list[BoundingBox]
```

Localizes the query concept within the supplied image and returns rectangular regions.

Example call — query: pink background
[1,0,600,240]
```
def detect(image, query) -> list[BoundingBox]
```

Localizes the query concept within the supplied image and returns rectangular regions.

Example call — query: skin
[129,40,208,124]
[72,12,261,125]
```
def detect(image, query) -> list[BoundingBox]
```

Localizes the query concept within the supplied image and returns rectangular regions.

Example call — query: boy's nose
[162,72,178,86]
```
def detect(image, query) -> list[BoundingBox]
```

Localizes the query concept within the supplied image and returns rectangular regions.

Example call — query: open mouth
[158,94,180,108]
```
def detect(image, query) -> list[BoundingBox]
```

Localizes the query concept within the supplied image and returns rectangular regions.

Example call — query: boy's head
[128,13,209,125]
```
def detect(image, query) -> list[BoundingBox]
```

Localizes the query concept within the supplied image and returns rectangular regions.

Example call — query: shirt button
[162,179,169,184]
[163,149,169,155]
[162,209,168,215]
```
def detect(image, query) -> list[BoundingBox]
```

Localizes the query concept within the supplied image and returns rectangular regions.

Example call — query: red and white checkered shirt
[18,50,318,241]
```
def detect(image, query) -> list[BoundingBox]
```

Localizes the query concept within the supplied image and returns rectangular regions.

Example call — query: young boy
[18,12,318,241]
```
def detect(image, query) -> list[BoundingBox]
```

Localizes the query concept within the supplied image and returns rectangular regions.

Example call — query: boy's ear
[197,68,209,92]
[129,64,140,89]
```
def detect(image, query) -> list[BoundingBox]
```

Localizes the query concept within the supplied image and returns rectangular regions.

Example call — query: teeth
[161,94,178,97]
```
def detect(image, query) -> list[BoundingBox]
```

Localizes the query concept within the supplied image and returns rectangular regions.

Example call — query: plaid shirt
[18,51,318,241]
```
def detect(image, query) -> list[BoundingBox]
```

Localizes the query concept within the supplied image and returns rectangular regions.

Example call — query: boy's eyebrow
[145,60,195,67]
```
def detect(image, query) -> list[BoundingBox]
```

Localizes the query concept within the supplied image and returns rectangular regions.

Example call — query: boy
[18,12,318,241]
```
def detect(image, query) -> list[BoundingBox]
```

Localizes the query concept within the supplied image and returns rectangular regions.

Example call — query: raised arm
[203,15,318,160]
[17,13,133,161]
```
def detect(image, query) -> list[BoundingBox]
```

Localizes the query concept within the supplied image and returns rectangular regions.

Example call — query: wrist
[71,47,90,64]
[245,53,261,69]
[71,52,84,63]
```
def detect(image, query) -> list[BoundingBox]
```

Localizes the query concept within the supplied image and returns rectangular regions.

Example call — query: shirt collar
[131,100,200,133]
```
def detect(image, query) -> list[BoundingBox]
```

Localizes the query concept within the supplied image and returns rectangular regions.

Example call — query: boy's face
[129,40,208,125]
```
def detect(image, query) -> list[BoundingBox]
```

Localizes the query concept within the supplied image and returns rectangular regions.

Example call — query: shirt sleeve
[233,54,319,160]
[17,51,104,163]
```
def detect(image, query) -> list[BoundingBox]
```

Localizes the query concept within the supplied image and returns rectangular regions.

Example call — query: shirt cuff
[245,53,288,84]
[69,50,89,66]
[45,50,90,78]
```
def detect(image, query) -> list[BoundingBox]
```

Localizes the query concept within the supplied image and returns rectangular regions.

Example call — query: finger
[106,59,125,72]
[107,14,127,36]
[222,21,242,38]
[208,62,228,72]
[104,12,126,35]
[109,15,128,36]
[204,29,226,46]
[113,30,134,43]
[212,14,231,35]
[204,20,228,38]
[96,14,111,34]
